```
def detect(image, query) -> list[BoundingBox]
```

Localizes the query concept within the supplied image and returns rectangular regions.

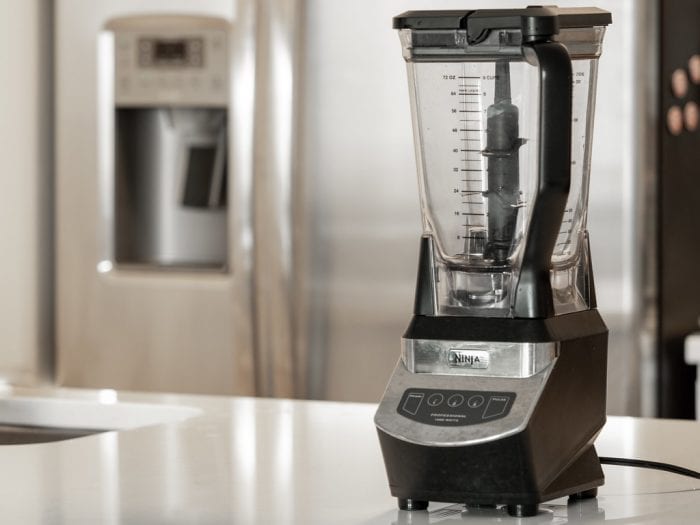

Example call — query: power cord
[600,456,700,480]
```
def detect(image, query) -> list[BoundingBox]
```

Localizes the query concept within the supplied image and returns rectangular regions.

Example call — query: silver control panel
[113,27,228,107]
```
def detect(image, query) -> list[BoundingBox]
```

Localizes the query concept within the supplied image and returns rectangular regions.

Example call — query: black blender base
[393,445,603,518]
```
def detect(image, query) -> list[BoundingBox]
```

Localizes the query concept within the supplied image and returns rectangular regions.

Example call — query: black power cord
[600,456,700,480]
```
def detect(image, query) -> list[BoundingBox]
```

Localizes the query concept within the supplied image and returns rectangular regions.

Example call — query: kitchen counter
[0,387,698,524]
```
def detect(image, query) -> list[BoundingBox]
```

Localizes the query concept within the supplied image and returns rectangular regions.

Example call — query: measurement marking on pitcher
[454,69,485,249]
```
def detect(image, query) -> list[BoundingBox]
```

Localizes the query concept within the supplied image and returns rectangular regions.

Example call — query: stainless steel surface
[402,340,558,378]
[298,0,649,411]
[109,16,230,107]
[106,16,231,270]
[634,1,659,417]
[592,1,655,416]
[0,0,54,387]
[298,0,420,401]
[251,0,304,397]
[374,359,553,447]
[113,108,228,268]
[56,0,256,395]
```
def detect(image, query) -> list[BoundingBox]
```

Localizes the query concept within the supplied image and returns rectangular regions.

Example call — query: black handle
[513,41,573,318]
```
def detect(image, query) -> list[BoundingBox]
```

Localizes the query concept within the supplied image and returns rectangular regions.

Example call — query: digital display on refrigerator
[154,41,187,61]
[138,38,203,67]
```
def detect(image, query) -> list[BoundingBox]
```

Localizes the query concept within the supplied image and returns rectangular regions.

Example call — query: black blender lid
[393,6,612,43]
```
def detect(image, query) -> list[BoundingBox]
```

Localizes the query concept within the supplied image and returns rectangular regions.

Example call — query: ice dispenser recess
[107,15,230,270]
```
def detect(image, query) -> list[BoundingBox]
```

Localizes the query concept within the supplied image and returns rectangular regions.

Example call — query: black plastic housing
[378,310,608,507]
[393,7,612,43]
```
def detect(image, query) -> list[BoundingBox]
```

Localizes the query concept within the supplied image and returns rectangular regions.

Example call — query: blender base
[376,310,608,518]
[385,439,604,517]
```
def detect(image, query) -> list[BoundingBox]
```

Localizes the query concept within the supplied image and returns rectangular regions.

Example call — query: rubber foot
[398,498,429,511]
[569,488,598,501]
[506,503,539,517]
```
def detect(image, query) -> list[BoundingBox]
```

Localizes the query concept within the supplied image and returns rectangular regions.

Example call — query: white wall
[0,0,53,384]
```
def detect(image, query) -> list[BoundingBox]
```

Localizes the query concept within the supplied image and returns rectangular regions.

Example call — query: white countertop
[0,386,698,524]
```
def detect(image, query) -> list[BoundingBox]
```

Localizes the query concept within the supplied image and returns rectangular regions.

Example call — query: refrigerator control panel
[112,27,229,107]
[397,388,515,427]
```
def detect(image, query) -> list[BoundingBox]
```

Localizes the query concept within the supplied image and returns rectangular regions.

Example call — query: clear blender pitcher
[398,8,609,318]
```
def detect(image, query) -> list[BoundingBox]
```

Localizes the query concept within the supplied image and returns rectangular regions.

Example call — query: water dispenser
[106,15,230,269]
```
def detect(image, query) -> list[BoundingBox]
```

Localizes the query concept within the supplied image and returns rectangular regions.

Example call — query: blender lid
[393,6,611,44]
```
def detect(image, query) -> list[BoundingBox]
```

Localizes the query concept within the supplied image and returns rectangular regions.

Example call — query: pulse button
[427,393,444,407]
[483,396,510,419]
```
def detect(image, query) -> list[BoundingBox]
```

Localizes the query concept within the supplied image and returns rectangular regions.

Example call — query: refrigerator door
[0,0,53,387]
[55,0,256,395]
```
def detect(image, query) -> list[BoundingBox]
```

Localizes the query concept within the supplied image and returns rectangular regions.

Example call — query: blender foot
[569,488,598,501]
[398,498,429,511]
[506,504,539,517]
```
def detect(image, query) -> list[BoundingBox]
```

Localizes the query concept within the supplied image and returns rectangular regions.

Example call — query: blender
[374,6,612,517]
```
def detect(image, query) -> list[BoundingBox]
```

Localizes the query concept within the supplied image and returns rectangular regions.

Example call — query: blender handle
[513,41,572,318]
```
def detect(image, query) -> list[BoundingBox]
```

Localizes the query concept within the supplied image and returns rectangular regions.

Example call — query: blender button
[671,68,689,99]
[684,101,699,131]
[667,105,683,136]
[401,393,424,416]
[467,395,485,409]
[427,393,444,407]
[690,55,700,84]
[483,396,509,419]
[447,394,464,408]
